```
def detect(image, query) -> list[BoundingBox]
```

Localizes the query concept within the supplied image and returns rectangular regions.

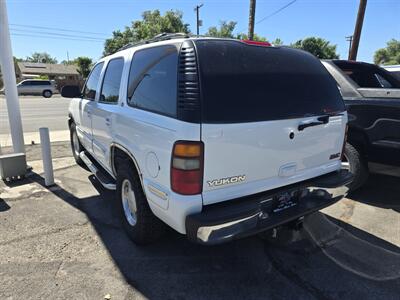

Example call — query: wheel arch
[346,126,369,158]
[68,113,74,128]
[110,143,144,186]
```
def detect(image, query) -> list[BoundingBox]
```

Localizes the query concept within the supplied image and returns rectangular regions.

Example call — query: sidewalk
[0,130,69,148]
[0,141,399,299]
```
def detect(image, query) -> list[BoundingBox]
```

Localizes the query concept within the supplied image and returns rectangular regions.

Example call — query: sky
[6,0,400,63]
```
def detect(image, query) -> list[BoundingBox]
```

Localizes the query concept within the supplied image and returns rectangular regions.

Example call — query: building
[16,62,81,89]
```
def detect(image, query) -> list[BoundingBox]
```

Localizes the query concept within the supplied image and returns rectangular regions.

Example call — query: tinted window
[32,81,50,86]
[195,40,345,123]
[21,81,31,85]
[100,58,124,104]
[127,45,178,117]
[83,62,104,100]
[334,61,400,89]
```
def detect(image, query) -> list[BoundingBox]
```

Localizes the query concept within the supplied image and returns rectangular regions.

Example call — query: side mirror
[61,85,81,98]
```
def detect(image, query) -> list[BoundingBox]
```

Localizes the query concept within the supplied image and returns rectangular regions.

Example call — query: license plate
[272,190,299,213]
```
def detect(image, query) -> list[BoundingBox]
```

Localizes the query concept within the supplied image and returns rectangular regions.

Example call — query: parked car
[62,34,352,245]
[16,79,56,98]
[322,60,400,190]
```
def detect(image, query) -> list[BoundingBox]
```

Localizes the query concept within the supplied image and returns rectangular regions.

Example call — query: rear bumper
[186,169,353,245]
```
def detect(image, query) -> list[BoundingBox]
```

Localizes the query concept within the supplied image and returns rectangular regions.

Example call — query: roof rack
[118,32,191,52]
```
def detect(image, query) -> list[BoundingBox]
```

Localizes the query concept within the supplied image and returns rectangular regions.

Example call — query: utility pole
[349,0,367,61]
[194,4,203,37]
[248,0,256,40]
[0,0,25,153]
[345,35,353,60]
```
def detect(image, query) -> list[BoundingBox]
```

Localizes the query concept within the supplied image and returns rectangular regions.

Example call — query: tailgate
[201,114,347,205]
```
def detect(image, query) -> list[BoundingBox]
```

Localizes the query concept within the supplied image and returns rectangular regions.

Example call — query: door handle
[86,110,92,117]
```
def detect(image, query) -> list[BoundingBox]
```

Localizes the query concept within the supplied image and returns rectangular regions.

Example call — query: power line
[256,0,297,25]
[10,33,104,43]
[9,23,109,36]
[10,28,105,41]
[238,0,297,34]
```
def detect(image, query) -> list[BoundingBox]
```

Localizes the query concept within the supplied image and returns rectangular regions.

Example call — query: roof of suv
[102,33,277,61]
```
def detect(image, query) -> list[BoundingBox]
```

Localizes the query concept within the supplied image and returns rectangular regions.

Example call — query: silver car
[16,79,57,98]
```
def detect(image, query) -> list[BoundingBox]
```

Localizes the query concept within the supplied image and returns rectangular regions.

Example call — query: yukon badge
[207,175,246,187]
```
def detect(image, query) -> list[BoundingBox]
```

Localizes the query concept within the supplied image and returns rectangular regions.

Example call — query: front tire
[116,163,165,244]
[342,143,369,191]
[43,90,52,98]
[69,123,84,166]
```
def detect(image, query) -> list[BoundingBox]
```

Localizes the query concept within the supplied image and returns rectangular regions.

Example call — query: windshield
[195,40,345,123]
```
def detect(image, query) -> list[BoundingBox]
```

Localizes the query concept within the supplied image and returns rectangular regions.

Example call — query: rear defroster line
[304,213,400,281]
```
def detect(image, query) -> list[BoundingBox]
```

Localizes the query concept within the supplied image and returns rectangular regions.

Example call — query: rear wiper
[298,115,330,131]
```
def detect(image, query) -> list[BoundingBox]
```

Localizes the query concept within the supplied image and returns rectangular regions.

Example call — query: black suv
[323,60,400,190]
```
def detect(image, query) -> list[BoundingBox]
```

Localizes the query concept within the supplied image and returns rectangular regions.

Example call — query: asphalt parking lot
[0,142,399,299]
[0,95,70,134]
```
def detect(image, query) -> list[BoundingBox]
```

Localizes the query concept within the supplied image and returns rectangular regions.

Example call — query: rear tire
[115,162,165,245]
[342,143,369,192]
[69,123,84,166]
[43,90,52,98]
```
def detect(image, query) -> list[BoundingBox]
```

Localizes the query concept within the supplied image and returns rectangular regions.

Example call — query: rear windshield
[195,40,345,123]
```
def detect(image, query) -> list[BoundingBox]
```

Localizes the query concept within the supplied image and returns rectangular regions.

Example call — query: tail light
[341,124,348,160]
[171,141,204,195]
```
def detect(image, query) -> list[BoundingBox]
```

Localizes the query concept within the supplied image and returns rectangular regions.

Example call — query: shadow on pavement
[348,172,400,211]
[22,169,400,299]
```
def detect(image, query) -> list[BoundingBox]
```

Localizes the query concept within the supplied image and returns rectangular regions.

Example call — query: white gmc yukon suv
[62,34,352,245]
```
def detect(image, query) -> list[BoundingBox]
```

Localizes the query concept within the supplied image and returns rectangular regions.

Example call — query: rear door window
[195,40,345,123]
[127,45,178,117]
[83,62,104,100]
[99,58,124,104]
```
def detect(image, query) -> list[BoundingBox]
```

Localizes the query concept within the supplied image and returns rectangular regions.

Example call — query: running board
[79,151,116,190]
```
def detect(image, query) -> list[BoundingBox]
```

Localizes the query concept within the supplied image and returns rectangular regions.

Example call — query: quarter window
[127,45,178,117]
[83,62,104,100]
[100,58,124,104]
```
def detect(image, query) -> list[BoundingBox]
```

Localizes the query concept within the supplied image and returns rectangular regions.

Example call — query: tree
[206,21,237,38]
[103,10,190,56]
[291,37,339,59]
[236,33,267,42]
[374,39,400,65]
[271,38,283,46]
[26,52,58,64]
[73,57,93,78]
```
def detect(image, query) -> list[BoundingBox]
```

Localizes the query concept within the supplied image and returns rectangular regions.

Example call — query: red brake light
[241,40,272,47]
[171,141,204,195]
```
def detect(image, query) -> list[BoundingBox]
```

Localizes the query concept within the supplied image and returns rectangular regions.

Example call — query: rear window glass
[195,40,345,123]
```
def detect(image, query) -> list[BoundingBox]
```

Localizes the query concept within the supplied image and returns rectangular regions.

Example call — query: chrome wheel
[121,179,137,226]
[72,130,80,157]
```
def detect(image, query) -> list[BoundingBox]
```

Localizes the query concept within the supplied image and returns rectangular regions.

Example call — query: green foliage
[73,57,93,78]
[291,37,339,59]
[38,75,49,80]
[374,39,400,65]
[206,21,237,38]
[26,52,58,64]
[103,10,190,56]
[236,33,267,42]
[271,38,283,46]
